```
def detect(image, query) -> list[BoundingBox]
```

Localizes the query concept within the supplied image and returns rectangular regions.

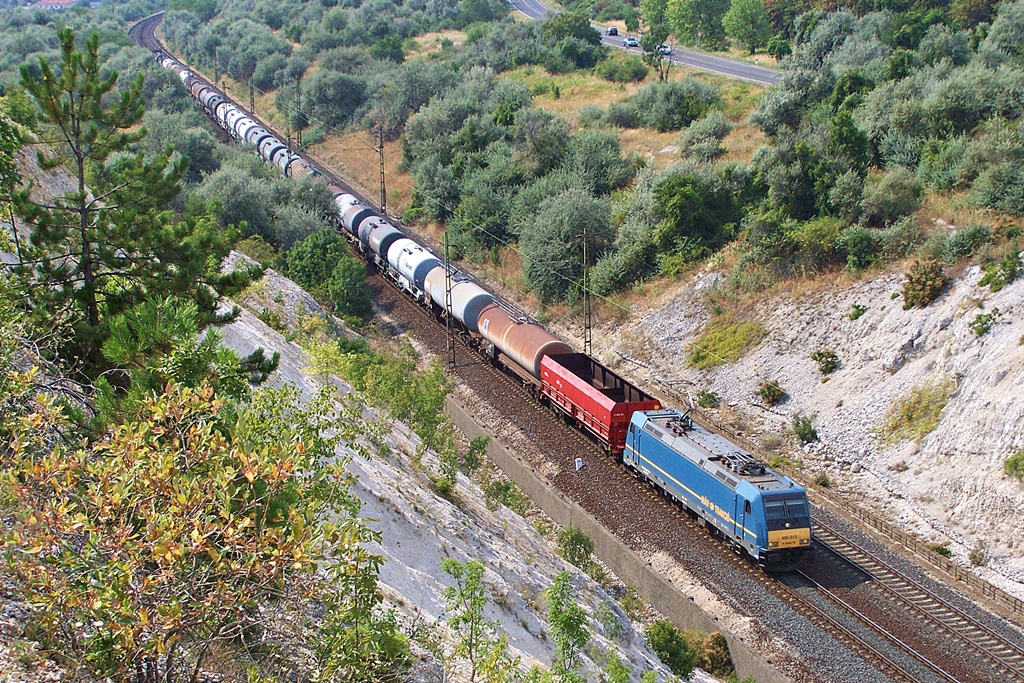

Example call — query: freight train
[147,40,812,570]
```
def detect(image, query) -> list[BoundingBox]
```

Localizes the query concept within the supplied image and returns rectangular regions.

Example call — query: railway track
[131,15,1024,681]
[812,520,1024,682]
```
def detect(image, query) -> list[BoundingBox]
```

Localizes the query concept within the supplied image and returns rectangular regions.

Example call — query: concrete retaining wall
[447,396,789,683]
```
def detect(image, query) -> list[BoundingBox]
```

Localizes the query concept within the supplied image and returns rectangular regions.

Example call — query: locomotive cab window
[785,499,808,519]
[765,501,786,520]
[744,500,751,515]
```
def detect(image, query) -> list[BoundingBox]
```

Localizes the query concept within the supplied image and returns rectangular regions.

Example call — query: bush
[688,318,766,369]
[979,246,1021,292]
[1005,450,1024,479]
[902,260,947,308]
[880,378,956,444]
[848,303,867,320]
[811,349,839,374]
[839,226,878,271]
[928,542,952,558]
[970,541,987,567]
[483,478,531,515]
[645,620,697,679]
[696,390,720,408]
[595,54,649,82]
[860,168,923,227]
[878,216,924,261]
[814,472,831,488]
[968,308,999,335]
[557,524,595,569]
[679,111,732,161]
[792,414,818,442]
[613,78,720,132]
[696,631,734,678]
[758,380,786,406]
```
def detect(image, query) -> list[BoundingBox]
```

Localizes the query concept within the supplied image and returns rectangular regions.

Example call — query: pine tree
[11,28,255,373]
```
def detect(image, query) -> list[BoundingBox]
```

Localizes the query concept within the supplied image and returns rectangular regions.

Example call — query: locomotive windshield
[765,498,809,521]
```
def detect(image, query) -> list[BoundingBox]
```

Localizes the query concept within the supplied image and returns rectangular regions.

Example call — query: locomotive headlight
[800,539,810,545]
[768,541,778,548]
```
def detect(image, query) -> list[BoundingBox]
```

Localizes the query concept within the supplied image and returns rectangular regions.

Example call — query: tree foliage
[521,187,613,303]
[441,558,521,682]
[547,572,590,683]
[723,0,773,53]
[2,380,405,681]
[10,28,252,374]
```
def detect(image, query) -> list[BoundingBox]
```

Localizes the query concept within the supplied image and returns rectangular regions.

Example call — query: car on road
[624,36,638,47]
[605,26,618,36]
[659,44,672,54]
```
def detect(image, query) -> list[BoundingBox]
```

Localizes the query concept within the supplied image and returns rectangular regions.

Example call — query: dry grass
[404,30,468,59]
[879,378,957,444]
[720,123,765,164]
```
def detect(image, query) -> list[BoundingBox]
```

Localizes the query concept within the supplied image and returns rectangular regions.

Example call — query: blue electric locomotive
[625,409,812,570]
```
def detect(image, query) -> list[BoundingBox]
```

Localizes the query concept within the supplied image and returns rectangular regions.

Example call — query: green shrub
[483,478,531,515]
[758,380,786,406]
[810,349,839,374]
[902,260,947,308]
[880,378,956,444]
[969,308,999,335]
[848,303,868,320]
[645,620,697,679]
[839,226,879,271]
[979,246,1021,292]
[877,216,924,261]
[696,390,721,408]
[813,472,831,488]
[792,414,818,442]
[557,525,595,569]
[860,167,923,228]
[688,317,766,369]
[928,542,952,558]
[1005,450,1024,479]
[595,54,649,82]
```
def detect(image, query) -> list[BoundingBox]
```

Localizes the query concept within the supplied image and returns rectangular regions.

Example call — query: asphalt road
[506,0,782,85]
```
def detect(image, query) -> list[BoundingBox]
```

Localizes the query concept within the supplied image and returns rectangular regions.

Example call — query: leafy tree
[95,297,278,425]
[287,227,351,296]
[557,525,595,569]
[328,254,373,325]
[547,572,590,683]
[653,170,735,260]
[645,620,697,679]
[11,28,251,373]
[441,558,521,682]
[766,35,791,59]
[304,69,367,130]
[370,34,405,63]
[667,0,729,46]
[3,379,405,681]
[723,0,773,53]
[521,187,613,302]
[543,12,601,46]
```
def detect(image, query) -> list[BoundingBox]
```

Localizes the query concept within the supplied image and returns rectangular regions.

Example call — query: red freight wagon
[540,353,661,456]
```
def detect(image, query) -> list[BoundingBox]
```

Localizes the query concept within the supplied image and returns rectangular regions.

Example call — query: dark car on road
[605,26,618,35]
